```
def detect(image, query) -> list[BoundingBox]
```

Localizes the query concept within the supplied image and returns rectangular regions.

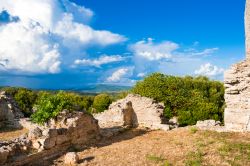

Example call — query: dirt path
[53,127,250,166]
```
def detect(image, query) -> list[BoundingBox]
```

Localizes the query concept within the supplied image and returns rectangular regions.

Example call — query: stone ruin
[224,0,250,131]
[0,91,24,129]
[0,110,100,165]
[94,94,175,131]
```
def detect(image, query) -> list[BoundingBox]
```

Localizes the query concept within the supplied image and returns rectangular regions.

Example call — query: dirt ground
[0,127,28,141]
[53,127,250,166]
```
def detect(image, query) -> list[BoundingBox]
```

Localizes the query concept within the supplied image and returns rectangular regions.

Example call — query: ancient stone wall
[0,91,23,128]
[224,61,250,131]
[94,94,171,131]
[0,110,100,165]
[224,0,250,132]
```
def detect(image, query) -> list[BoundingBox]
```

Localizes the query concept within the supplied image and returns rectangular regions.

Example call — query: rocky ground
[52,127,250,166]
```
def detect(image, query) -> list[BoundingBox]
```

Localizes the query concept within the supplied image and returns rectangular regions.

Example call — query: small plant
[146,154,167,163]
[190,127,198,134]
[185,150,204,166]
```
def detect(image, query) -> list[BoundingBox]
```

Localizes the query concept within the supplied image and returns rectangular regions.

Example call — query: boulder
[64,152,79,165]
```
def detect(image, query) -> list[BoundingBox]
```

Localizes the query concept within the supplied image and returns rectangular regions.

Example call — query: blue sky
[0,0,247,89]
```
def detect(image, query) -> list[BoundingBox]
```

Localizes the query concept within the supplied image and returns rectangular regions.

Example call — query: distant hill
[68,84,131,94]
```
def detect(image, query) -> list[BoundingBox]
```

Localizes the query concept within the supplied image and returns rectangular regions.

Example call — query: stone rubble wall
[224,61,250,131]
[94,94,171,131]
[0,91,24,128]
[0,110,100,166]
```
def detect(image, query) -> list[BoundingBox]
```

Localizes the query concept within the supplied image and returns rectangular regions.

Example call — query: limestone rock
[94,94,170,131]
[0,110,100,165]
[196,120,221,128]
[28,127,42,140]
[64,152,79,165]
[0,91,24,128]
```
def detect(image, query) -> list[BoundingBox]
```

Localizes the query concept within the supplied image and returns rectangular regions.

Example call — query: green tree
[131,73,225,126]
[14,89,37,117]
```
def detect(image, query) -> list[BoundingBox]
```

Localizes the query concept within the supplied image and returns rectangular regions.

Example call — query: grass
[189,127,198,134]
[146,154,172,165]
[218,141,250,165]
[185,149,204,166]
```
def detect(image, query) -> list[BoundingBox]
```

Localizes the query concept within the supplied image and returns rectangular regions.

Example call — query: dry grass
[53,127,250,166]
[0,127,28,141]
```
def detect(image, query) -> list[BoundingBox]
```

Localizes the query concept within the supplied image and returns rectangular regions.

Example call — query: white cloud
[137,72,146,78]
[74,55,125,67]
[0,21,60,73]
[0,0,126,74]
[190,48,219,56]
[54,14,126,47]
[130,38,179,61]
[194,63,224,77]
[107,68,134,83]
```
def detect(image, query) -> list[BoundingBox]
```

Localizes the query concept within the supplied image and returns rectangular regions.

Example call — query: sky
[0,0,247,89]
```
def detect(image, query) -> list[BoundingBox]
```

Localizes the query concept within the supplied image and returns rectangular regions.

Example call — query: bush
[31,91,74,124]
[31,91,95,124]
[131,73,225,126]
[1,87,37,117]
[92,94,112,113]
[14,89,37,117]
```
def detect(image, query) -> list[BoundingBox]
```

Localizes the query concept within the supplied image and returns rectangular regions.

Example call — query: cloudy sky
[0,0,246,89]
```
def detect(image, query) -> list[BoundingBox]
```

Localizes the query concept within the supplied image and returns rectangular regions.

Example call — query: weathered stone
[0,91,24,128]
[38,137,56,150]
[0,148,9,165]
[56,135,69,145]
[42,128,58,138]
[64,152,79,165]
[94,94,169,130]
[223,0,250,132]
[122,101,137,127]
[28,127,42,139]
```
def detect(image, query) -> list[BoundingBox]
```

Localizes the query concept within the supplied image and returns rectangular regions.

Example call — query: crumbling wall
[94,94,170,131]
[0,91,23,128]
[0,110,100,165]
[224,61,250,131]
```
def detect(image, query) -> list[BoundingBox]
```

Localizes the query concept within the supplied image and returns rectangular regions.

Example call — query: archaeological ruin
[224,0,250,131]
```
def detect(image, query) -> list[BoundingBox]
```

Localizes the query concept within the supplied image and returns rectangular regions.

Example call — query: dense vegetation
[1,87,120,124]
[1,73,225,126]
[131,73,225,126]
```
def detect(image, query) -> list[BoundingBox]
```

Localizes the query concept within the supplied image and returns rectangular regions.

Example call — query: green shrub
[14,89,37,117]
[31,91,95,124]
[92,94,112,113]
[131,73,225,126]
[31,91,74,124]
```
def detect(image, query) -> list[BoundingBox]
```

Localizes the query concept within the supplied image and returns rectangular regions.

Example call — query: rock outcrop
[224,61,250,131]
[94,94,171,131]
[0,91,24,128]
[0,110,100,165]
[224,0,250,132]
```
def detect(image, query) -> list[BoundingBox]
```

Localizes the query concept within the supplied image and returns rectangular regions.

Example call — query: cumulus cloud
[194,63,224,77]
[74,55,125,67]
[0,0,126,74]
[130,38,179,61]
[107,67,134,83]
